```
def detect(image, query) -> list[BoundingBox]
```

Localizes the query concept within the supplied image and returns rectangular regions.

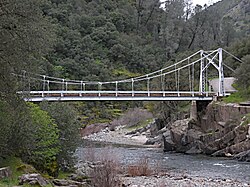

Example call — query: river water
[77,141,250,183]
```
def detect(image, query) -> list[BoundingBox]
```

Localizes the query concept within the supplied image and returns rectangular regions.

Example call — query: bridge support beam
[199,50,205,95]
[190,101,197,121]
[218,48,225,96]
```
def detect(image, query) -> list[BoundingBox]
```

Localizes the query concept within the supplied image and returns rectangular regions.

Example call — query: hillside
[211,0,250,37]
[37,0,249,82]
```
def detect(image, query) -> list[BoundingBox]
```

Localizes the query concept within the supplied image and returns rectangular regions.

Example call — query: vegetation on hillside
[0,0,81,177]
[224,36,250,102]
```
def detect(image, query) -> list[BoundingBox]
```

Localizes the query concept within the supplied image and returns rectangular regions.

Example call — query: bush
[40,102,81,171]
[90,159,121,187]
[235,55,250,91]
[84,147,122,187]
[26,103,60,176]
[127,157,152,177]
[111,108,153,128]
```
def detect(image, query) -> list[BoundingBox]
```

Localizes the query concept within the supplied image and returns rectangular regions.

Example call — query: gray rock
[19,173,49,186]
[0,167,12,179]
[144,135,161,145]
[75,161,104,177]
[186,146,202,154]
[234,150,250,162]
[163,135,176,152]
[157,127,167,135]
[248,124,250,139]
[53,179,86,187]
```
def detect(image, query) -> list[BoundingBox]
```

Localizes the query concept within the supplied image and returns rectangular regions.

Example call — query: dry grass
[84,147,122,187]
[111,108,153,128]
[80,123,108,136]
[83,147,164,186]
[127,157,153,177]
[126,157,164,177]
[90,160,121,187]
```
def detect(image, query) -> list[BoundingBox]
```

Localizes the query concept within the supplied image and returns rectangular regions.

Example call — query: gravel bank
[82,126,154,147]
[123,174,250,187]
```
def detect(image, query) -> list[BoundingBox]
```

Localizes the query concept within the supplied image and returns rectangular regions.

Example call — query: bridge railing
[14,48,241,101]
[18,90,216,98]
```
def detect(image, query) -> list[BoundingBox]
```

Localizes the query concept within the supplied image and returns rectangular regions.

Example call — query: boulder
[53,179,86,187]
[247,124,250,139]
[75,161,103,177]
[163,131,176,152]
[0,167,12,179]
[203,145,219,155]
[170,119,189,145]
[19,173,49,186]
[150,119,163,136]
[186,129,204,143]
[157,126,168,135]
[234,150,250,162]
[219,130,236,148]
[144,135,161,145]
[227,139,250,154]
[212,149,227,157]
[186,146,202,154]
[75,162,92,177]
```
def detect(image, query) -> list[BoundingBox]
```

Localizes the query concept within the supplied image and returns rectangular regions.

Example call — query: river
[77,141,250,183]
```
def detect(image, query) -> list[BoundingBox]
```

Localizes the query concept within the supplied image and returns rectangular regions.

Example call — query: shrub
[90,159,121,187]
[40,102,81,171]
[84,147,122,187]
[111,108,153,128]
[127,157,152,177]
[26,103,60,176]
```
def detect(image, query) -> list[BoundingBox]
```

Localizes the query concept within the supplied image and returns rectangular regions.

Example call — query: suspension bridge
[15,48,242,102]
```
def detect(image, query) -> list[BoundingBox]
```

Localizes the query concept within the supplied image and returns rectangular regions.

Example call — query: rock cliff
[162,102,250,161]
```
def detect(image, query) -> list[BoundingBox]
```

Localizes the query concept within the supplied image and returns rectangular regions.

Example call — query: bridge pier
[190,101,198,121]
[190,100,211,122]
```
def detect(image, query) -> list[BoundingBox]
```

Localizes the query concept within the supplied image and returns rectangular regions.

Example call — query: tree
[0,0,54,99]
[40,102,81,171]
[0,0,55,164]
[159,0,186,57]
[26,103,60,176]
[235,55,250,91]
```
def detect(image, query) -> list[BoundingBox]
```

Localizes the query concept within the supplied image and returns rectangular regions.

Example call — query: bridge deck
[20,91,216,102]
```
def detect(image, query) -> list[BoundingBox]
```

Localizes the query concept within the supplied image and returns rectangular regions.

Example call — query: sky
[192,0,221,6]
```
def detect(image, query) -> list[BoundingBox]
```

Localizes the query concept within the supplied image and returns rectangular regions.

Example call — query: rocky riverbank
[82,102,250,161]
[162,102,250,162]
[82,125,154,147]
[74,157,250,187]
[79,102,250,186]
[122,174,249,187]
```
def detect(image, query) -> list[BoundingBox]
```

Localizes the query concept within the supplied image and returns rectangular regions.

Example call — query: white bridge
[16,48,241,102]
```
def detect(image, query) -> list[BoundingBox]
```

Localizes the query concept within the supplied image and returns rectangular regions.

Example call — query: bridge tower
[218,48,225,96]
[199,48,225,96]
[199,50,206,94]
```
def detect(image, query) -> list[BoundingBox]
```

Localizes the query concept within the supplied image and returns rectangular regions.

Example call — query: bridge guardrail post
[132,78,134,97]
[62,79,65,91]
[147,76,150,97]
[115,81,118,97]
[80,81,83,96]
[98,82,102,97]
